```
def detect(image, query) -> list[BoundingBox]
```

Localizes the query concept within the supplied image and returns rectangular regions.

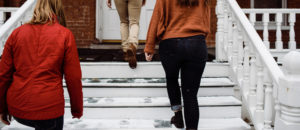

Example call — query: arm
[0,35,14,125]
[144,0,163,55]
[64,32,83,119]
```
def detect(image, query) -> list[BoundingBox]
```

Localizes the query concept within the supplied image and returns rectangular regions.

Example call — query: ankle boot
[127,43,137,69]
[170,111,184,128]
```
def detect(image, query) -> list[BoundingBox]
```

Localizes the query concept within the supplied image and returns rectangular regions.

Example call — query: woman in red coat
[0,0,83,129]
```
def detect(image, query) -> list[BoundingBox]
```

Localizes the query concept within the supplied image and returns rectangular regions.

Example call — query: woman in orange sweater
[145,0,210,129]
[0,0,83,129]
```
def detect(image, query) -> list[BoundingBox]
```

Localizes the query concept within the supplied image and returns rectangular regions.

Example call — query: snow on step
[65,87,234,97]
[65,96,241,107]
[64,107,241,119]
[3,118,250,130]
[80,62,230,78]
[66,78,234,87]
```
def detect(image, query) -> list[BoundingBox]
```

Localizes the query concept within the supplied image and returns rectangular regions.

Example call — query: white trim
[96,0,103,42]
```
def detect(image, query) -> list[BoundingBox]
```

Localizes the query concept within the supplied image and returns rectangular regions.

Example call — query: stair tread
[65,78,234,87]
[3,118,250,130]
[65,96,241,107]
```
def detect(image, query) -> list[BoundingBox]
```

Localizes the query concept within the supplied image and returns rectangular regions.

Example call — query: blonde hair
[29,0,66,26]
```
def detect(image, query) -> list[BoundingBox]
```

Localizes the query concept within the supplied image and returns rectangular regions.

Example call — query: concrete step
[80,62,229,78]
[65,96,241,108]
[3,118,251,130]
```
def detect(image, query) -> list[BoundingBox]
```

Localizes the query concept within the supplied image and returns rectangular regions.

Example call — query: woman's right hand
[145,52,154,61]
[106,0,112,8]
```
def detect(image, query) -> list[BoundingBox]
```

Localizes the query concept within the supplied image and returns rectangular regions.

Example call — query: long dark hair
[177,0,210,6]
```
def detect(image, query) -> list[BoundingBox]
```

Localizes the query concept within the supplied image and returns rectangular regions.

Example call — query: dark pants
[14,116,64,130]
[159,35,207,129]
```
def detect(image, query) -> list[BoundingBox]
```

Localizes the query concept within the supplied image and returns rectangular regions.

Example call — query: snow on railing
[216,0,300,130]
[243,9,300,63]
[0,0,36,56]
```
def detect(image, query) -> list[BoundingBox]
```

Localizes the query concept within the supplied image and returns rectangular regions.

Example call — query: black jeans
[14,116,64,130]
[159,35,207,129]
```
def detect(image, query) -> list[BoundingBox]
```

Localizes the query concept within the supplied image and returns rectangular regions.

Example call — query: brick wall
[63,0,96,48]
[0,0,4,7]
[288,0,300,48]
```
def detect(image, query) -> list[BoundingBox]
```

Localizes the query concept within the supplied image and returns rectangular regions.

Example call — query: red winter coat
[0,19,83,120]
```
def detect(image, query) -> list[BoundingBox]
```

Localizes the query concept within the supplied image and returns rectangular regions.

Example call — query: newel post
[275,51,300,130]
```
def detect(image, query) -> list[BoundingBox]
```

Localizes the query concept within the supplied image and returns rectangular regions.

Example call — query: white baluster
[264,71,274,130]
[275,13,283,50]
[250,13,256,26]
[216,0,227,61]
[289,13,296,50]
[242,34,250,95]
[227,12,233,60]
[223,2,229,53]
[237,23,244,81]
[249,44,257,108]
[276,51,300,130]
[263,13,270,49]
[255,56,264,125]
[0,12,5,28]
[232,17,239,70]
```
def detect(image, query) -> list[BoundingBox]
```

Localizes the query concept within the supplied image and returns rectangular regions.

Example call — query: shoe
[127,44,137,69]
[123,52,128,61]
[170,111,184,129]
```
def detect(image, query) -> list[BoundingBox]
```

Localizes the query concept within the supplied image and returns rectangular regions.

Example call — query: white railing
[243,9,300,63]
[216,0,300,130]
[0,0,36,56]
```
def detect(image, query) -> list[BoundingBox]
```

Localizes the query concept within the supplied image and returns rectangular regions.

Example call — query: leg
[159,39,184,129]
[181,36,207,129]
[114,0,130,52]
[181,60,206,129]
[127,0,142,47]
[14,117,36,128]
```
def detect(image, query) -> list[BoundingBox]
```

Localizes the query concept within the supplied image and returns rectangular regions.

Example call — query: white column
[216,0,227,61]
[232,19,239,69]
[263,13,270,49]
[250,13,256,26]
[275,51,300,130]
[275,13,283,50]
[237,24,244,81]
[288,13,296,50]
[227,12,234,60]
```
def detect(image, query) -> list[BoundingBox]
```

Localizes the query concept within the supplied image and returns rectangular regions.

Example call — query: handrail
[227,0,284,85]
[0,0,36,39]
[0,0,36,56]
[243,8,300,13]
[0,7,19,12]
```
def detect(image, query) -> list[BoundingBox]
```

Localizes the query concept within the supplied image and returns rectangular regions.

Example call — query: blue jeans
[14,116,64,130]
[159,35,207,129]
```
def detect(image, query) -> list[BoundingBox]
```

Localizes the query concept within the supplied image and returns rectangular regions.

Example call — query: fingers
[106,0,112,8]
[0,114,11,125]
[145,53,153,61]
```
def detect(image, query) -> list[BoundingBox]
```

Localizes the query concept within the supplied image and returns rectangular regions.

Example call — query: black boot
[171,111,184,128]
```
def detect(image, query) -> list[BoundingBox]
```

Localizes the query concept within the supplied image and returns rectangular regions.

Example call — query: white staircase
[2,62,251,130]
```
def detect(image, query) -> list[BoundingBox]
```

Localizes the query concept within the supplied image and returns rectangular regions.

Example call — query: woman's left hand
[145,52,154,61]
[0,113,12,125]
[142,0,146,6]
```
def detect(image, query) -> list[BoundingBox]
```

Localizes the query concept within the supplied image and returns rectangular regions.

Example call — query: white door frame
[96,0,103,42]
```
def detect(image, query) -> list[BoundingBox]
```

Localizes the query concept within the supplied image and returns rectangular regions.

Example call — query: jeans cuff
[171,105,182,112]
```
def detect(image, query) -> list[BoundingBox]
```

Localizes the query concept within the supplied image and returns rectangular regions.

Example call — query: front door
[96,0,157,41]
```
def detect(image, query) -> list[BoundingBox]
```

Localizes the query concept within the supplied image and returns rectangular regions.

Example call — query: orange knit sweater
[145,0,211,54]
